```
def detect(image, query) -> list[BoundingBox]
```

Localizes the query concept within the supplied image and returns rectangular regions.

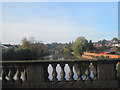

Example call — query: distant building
[3,44,13,48]
[93,43,102,47]
[93,39,120,47]
[112,40,120,47]
[0,44,18,49]
[112,43,120,47]
[105,41,112,47]
[0,44,8,49]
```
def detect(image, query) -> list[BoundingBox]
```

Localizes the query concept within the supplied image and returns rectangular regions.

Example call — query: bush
[100,55,104,59]
[105,56,109,58]
[2,47,16,60]
[95,56,99,59]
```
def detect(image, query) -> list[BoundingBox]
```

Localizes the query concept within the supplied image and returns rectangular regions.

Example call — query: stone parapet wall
[0,59,120,88]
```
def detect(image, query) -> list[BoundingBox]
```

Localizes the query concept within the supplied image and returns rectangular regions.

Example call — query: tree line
[2,37,49,60]
[62,37,95,58]
[2,36,118,60]
[62,37,117,58]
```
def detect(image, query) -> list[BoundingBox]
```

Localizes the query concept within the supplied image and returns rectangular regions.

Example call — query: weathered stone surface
[1,59,120,88]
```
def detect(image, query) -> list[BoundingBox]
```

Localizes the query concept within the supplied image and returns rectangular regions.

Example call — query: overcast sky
[2,2,118,44]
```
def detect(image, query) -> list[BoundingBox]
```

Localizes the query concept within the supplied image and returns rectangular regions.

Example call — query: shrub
[100,55,104,59]
[105,56,109,58]
[95,56,99,59]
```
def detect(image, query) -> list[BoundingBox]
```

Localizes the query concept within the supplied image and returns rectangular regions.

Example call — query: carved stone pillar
[2,66,9,83]
[52,63,57,82]
[0,66,2,77]
[16,66,23,84]
[23,68,27,82]
[60,63,65,81]
[8,66,16,83]
[92,63,98,80]
[97,61,116,80]
[77,64,82,81]
[85,63,90,81]
[43,64,49,82]
[69,63,74,81]
[25,64,46,88]
[114,62,118,80]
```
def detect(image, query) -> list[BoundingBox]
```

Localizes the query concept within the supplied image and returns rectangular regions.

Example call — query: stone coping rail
[0,59,120,88]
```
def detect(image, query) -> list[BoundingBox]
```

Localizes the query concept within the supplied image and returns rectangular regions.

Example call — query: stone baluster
[77,64,82,81]
[43,64,49,82]
[52,63,57,82]
[16,66,23,83]
[21,67,28,88]
[114,62,118,80]
[85,63,90,81]
[8,66,17,83]
[2,66,9,83]
[23,68,27,82]
[60,63,66,81]
[0,66,2,77]
[92,63,98,80]
[69,63,74,81]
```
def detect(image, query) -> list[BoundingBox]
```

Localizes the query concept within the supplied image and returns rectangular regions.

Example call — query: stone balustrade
[0,58,120,88]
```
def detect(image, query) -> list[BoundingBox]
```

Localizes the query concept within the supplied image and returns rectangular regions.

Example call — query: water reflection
[48,55,64,60]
